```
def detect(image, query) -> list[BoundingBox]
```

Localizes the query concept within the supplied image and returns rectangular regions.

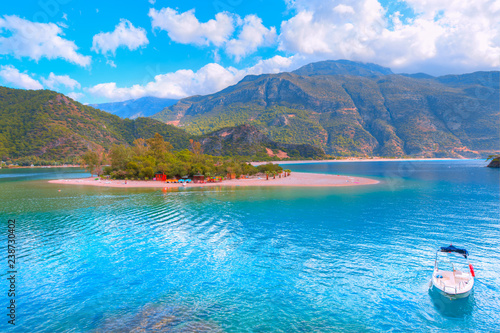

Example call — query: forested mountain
[91,96,178,119]
[152,60,499,158]
[0,87,322,163]
[0,87,189,163]
[199,124,324,159]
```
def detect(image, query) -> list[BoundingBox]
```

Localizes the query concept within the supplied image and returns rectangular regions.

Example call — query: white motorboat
[431,245,475,299]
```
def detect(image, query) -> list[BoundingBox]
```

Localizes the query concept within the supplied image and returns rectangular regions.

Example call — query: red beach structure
[154,173,167,181]
[193,174,205,183]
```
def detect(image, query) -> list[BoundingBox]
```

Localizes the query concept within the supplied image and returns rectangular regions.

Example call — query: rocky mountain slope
[152,60,499,158]
[199,124,324,159]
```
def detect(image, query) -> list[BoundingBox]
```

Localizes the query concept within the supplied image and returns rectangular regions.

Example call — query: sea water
[0,160,498,332]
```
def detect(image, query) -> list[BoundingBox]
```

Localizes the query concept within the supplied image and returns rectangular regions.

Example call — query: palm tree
[265,171,270,180]
[284,169,291,177]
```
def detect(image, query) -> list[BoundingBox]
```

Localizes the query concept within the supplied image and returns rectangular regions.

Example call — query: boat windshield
[436,251,468,270]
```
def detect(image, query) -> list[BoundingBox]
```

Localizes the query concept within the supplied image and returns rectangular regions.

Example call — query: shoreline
[252,157,467,166]
[48,172,379,188]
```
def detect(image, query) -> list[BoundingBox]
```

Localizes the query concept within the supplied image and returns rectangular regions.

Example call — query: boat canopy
[440,245,469,258]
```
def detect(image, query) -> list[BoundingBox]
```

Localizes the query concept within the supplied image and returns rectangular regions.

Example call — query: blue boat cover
[440,245,469,258]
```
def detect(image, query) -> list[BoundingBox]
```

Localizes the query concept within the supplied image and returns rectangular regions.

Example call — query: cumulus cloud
[92,19,149,55]
[149,8,277,60]
[0,15,91,67]
[149,8,234,47]
[87,55,301,101]
[41,72,81,90]
[0,65,43,90]
[226,15,277,62]
[279,0,500,74]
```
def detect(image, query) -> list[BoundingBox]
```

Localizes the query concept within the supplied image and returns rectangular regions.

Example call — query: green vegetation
[0,87,189,165]
[182,106,252,135]
[80,150,104,176]
[0,87,323,165]
[101,133,275,180]
[486,154,500,168]
[198,124,325,161]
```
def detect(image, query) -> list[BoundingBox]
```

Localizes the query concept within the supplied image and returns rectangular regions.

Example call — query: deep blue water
[0,160,499,332]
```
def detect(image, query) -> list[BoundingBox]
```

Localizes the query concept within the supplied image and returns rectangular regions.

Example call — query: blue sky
[0,0,498,103]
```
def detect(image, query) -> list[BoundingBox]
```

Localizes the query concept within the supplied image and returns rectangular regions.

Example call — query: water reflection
[429,287,475,318]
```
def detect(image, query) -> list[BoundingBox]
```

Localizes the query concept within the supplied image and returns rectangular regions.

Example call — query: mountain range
[0,87,322,164]
[0,60,498,163]
[91,96,178,119]
[152,60,499,158]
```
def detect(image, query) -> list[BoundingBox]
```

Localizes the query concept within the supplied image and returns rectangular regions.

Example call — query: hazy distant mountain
[92,96,178,119]
[152,60,499,158]
[292,59,393,77]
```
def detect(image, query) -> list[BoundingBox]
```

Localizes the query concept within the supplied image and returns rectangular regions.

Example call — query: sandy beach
[49,172,379,188]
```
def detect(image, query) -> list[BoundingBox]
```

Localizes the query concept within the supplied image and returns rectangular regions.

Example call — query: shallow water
[0,160,498,332]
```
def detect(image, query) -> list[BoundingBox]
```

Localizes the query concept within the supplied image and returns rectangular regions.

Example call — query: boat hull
[430,283,472,299]
[430,276,474,299]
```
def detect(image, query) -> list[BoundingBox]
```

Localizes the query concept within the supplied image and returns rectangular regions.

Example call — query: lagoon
[0,160,499,332]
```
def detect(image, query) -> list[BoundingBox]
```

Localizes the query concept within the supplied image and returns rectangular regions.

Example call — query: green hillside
[152,60,499,158]
[199,124,325,160]
[0,87,190,163]
[0,87,322,164]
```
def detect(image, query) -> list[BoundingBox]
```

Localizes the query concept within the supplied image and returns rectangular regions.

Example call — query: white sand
[49,172,379,188]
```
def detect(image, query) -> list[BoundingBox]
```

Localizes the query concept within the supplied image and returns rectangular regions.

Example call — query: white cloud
[67,92,84,101]
[87,56,302,101]
[0,15,91,67]
[149,8,234,47]
[106,59,117,68]
[333,4,355,14]
[225,15,277,62]
[279,0,500,74]
[246,55,303,74]
[149,8,278,61]
[92,19,149,55]
[41,72,81,90]
[0,65,43,90]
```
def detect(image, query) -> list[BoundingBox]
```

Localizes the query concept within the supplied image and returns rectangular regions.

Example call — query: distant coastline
[252,157,468,166]
[1,165,81,169]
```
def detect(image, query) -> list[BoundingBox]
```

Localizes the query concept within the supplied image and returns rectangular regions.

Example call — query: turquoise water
[0,160,499,332]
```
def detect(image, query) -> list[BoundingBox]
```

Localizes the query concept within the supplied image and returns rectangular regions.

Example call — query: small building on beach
[193,174,205,183]
[154,173,167,181]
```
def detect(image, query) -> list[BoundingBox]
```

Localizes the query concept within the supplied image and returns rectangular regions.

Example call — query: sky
[0,0,499,104]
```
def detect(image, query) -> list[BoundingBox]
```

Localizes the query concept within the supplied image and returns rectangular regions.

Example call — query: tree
[486,154,499,161]
[80,150,103,176]
[147,133,173,163]
[132,138,149,157]
[189,139,203,158]
[109,144,132,171]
